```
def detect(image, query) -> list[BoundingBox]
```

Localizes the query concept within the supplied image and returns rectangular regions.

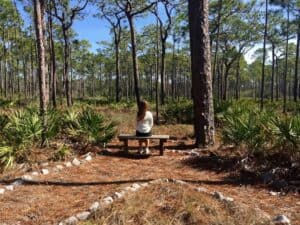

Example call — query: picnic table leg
[159,140,165,156]
[124,139,128,153]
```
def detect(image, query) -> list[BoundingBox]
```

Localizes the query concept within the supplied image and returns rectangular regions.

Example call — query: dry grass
[80,183,270,225]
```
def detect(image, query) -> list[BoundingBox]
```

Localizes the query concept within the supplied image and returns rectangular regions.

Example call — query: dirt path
[0,150,299,225]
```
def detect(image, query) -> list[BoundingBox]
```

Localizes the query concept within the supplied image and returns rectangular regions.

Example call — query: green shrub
[161,100,193,124]
[3,110,42,147]
[0,109,43,169]
[63,109,80,130]
[221,102,300,157]
[0,146,16,169]
[269,116,300,154]
[77,108,116,145]
[53,144,72,161]
[221,105,270,154]
[45,109,62,142]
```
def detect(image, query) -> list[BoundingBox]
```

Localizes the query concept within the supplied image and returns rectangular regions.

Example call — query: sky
[70,4,157,52]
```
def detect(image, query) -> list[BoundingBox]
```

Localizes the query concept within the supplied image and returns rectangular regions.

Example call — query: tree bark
[260,0,268,110]
[188,0,215,147]
[127,15,141,106]
[48,4,57,108]
[33,0,48,147]
[283,4,290,113]
[294,21,300,102]
[271,42,275,101]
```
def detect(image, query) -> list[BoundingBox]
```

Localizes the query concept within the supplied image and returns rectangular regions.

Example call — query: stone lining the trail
[57,178,277,225]
[0,153,94,196]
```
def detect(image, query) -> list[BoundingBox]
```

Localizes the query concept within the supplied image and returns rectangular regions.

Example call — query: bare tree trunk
[115,39,121,102]
[294,21,300,102]
[160,41,166,105]
[127,15,141,106]
[271,42,275,101]
[260,0,268,110]
[188,0,215,147]
[235,57,241,100]
[62,29,72,106]
[283,4,290,113]
[33,0,48,147]
[48,4,57,108]
[276,57,279,101]
[222,67,230,101]
[212,0,222,93]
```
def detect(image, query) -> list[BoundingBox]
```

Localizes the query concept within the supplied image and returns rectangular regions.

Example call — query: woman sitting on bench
[136,100,153,154]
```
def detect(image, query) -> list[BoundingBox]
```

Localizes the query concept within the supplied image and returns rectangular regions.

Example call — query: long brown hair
[137,100,147,121]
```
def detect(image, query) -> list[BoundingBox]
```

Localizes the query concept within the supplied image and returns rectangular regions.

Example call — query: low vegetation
[0,106,116,170]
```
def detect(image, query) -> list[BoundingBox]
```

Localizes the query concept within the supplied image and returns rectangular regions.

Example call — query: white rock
[102,196,114,204]
[160,178,169,183]
[72,158,81,166]
[64,216,78,225]
[269,191,280,196]
[76,211,91,220]
[65,162,72,167]
[174,180,186,185]
[89,201,100,213]
[58,222,65,225]
[0,188,5,194]
[141,183,149,187]
[12,180,24,186]
[22,175,33,181]
[31,171,39,176]
[114,192,124,199]
[85,155,92,161]
[56,165,64,170]
[190,151,199,157]
[149,179,161,184]
[5,185,14,191]
[196,187,208,193]
[41,169,49,175]
[41,162,49,167]
[213,192,225,200]
[124,186,133,191]
[273,215,291,225]
[225,197,234,202]
[132,183,141,189]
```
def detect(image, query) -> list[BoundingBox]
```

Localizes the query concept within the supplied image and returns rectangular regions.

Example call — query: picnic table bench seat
[118,134,170,155]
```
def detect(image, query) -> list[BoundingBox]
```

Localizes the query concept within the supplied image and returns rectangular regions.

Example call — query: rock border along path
[0,152,93,196]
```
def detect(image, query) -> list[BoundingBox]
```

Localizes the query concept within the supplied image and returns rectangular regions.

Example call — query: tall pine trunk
[127,15,141,106]
[33,0,48,147]
[188,0,215,147]
[294,21,300,102]
[260,0,268,110]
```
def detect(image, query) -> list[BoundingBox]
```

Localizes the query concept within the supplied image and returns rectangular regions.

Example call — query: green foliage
[76,108,116,145]
[221,104,270,154]
[0,109,42,169]
[221,101,300,157]
[0,146,15,170]
[161,100,193,124]
[45,109,62,142]
[63,109,80,130]
[214,100,233,126]
[53,144,72,161]
[269,116,300,154]
[3,110,43,148]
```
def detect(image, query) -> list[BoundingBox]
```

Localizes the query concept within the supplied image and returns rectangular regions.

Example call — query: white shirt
[136,111,153,133]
